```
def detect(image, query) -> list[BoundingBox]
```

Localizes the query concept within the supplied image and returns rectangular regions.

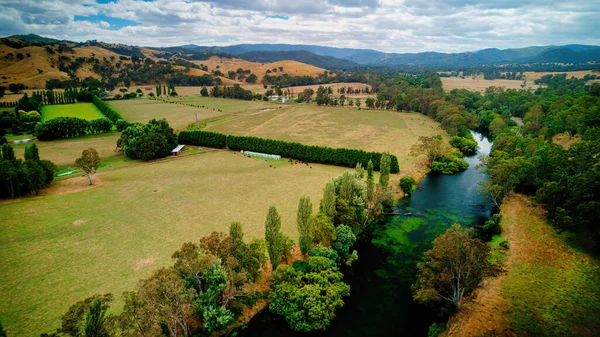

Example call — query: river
[237,130,493,337]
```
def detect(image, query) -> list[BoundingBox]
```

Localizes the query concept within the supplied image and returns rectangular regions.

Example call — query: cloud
[0,0,598,53]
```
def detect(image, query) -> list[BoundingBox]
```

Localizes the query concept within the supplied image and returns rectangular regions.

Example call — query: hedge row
[178,130,227,148]
[178,130,399,173]
[92,96,123,123]
[34,117,113,141]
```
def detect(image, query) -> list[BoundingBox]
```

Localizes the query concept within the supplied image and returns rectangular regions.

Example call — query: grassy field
[108,98,243,130]
[196,100,443,174]
[41,103,105,122]
[444,194,600,336]
[12,133,121,168]
[441,76,539,92]
[0,150,346,337]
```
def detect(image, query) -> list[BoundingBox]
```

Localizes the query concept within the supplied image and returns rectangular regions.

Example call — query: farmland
[0,150,346,337]
[441,76,536,92]
[197,101,443,173]
[40,103,104,122]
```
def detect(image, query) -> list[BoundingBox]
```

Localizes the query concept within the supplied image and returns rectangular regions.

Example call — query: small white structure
[241,150,281,160]
[268,95,279,101]
[281,97,289,103]
[172,145,185,156]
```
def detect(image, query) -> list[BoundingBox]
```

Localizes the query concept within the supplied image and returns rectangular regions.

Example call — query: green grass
[12,133,121,169]
[499,195,600,336]
[0,151,346,337]
[41,103,105,122]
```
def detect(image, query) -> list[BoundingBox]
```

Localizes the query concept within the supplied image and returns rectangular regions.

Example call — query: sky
[0,0,599,53]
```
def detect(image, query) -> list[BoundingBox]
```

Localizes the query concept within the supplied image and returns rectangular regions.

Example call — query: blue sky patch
[267,15,290,20]
[74,14,140,30]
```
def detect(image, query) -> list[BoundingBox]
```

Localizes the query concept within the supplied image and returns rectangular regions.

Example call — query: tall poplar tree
[265,205,283,270]
[296,196,313,257]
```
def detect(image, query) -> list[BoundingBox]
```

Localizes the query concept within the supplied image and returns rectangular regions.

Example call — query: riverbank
[443,194,600,336]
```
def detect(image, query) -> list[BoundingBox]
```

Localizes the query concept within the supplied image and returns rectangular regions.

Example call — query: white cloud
[0,0,599,52]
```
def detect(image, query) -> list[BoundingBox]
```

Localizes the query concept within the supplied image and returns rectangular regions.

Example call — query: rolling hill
[0,35,332,90]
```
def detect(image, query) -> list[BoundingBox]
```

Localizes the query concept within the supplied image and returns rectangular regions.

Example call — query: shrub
[34,117,89,140]
[499,240,509,249]
[429,155,469,174]
[399,175,416,195]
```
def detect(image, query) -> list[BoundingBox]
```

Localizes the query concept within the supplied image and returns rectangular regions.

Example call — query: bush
[88,118,113,134]
[399,175,415,195]
[92,96,123,123]
[499,240,509,249]
[34,117,89,140]
[178,130,227,148]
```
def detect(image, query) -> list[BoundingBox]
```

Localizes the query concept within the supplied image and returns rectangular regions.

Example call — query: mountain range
[180,43,600,67]
[8,34,600,69]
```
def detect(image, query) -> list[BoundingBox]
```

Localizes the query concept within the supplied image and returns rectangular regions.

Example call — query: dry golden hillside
[0,42,137,89]
[196,56,328,81]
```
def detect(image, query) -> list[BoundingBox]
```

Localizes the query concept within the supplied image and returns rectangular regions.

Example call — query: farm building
[172,145,185,156]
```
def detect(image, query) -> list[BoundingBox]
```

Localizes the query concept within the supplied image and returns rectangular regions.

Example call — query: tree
[269,257,350,332]
[379,153,391,190]
[412,224,490,309]
[297,196,313,257]
[8,83,26,94]
[399,175,415,195]
[1,144,15,161]
[355,98,361,108]
[84,297,109,337]
[24,143,40,161]
[321,181,336,219]
[200,87,209,97]
[245,74,258,83]
[265,205,283,270]
[55,293,113,337]
[75,148,100,186]
[22,160,45,195]
[138,267,195,337]
[311,212,336,246]
[0,318,7,337]
[331,225,356,261]
[366,160,374,206]
[118,291,154,337]
[365,97,375,109]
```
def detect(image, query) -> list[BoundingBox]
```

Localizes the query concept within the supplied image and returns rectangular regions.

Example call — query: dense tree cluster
[35,117,113,141]
[210,84,253,101]
[41,223,267,337]
[0,143,55,198]
[117,119,177,161]
[471,75,600,250]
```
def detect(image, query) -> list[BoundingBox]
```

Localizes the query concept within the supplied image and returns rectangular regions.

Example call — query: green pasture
[41,103,105,122]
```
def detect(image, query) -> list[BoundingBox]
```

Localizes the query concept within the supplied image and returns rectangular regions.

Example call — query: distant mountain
[178,43,600,66]
[236,50,359,70]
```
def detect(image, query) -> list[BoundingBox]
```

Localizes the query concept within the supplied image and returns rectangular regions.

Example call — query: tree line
[178,130,400,173]
[0,143,55,198]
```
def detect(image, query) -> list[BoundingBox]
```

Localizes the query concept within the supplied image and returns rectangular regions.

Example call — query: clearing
[444,194,600,337]
[41,103,105,122]
[441,76,538,92]
[0,150,346,337]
